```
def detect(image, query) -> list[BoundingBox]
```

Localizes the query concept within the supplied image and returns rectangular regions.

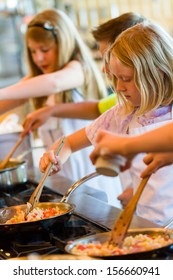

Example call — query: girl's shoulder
[94,103,128,122]
[86,104,126,131]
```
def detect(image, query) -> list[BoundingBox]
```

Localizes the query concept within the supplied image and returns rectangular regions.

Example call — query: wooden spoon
[109,175,151,248]
[0,135,24,170]
[25,135,65,216]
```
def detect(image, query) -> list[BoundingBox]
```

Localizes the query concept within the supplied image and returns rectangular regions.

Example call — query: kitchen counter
[27,167,160,230]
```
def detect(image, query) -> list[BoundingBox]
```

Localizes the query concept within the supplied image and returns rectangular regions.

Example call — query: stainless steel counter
[27,167,160,230]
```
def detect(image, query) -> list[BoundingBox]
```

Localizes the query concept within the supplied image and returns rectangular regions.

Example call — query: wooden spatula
[109,175,151,248]
[25,135,65,216]
[0,135,24,170]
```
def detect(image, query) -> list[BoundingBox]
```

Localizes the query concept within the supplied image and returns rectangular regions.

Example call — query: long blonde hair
[108,21,173,115]
[25,9,107,108]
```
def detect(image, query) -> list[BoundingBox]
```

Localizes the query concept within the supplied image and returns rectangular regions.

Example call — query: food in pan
[0,160,19,169]
[71,233,173,256]
[5,206,65,224]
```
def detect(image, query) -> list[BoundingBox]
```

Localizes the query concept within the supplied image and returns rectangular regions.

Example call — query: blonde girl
[0,9,107,182]
[39,21,173,225]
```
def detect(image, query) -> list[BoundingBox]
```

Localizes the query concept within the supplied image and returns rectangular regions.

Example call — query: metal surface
[164,217,173,229]
[61,172,100,202]
[65,228,173,260]
[0,159,27,187]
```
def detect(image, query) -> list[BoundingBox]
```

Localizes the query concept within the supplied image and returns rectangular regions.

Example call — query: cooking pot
[0,172,99,235]
[0,132,33,167]
[0,132,30,188]
[0,159,27,188]
[65,228,173,260]
[0,145,46,188]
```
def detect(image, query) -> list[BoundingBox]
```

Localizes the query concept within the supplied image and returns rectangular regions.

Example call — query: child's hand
[141,152,173,177]
[117,187,133,208]
[39,150,62,175]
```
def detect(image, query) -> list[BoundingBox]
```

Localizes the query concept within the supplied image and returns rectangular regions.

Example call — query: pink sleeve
[85,106,118,145]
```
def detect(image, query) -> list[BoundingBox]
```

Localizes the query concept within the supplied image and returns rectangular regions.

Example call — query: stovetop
[0,181,62,207]
[0,181,108,260]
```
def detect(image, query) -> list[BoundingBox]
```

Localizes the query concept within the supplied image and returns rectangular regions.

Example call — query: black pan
[65,228,173,260]
[0,201,75,235]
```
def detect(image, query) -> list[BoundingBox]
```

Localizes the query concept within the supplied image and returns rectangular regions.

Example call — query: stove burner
[50,214,106,251]
[0,214,106,259]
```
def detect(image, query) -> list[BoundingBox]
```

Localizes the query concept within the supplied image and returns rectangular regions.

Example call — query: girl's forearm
[50,101,100,120]
[0,61,84,100]
[51,128,90,164]
[125,122,173,155]
[0,75,56,100]
[0,99,27,114]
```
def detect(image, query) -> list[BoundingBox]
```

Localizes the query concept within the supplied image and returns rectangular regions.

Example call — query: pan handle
[163,217,173,229]
[60,172,100,203]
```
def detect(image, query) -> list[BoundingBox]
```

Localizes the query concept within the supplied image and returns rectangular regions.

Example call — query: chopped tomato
[77,244,87,251]
[43,208,56,218]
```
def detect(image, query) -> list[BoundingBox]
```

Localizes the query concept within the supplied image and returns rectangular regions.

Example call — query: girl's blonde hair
[108,21,173,115]
[25,9,107,108]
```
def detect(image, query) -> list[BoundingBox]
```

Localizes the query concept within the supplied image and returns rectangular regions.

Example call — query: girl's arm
[0,99,27,114]
[22,101,100,136]
[39,127,91,175]
[90,123,173,164]
[89,125,173,178]
[123,123,173,154]
[22,95,118,136]
[0,61,84,100]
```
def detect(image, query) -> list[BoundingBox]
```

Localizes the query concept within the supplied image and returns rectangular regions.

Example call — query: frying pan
[65,228,173,260]
[0,201,75,235]
[0,172,99,235]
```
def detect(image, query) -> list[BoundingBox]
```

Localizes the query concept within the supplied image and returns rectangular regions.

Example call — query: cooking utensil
[60,171,99,202]
[65,228,173,260]
[163,217,173,229]
[0,135,24,170]
[109,175,150,248]
[0,131,45,188]
[26,135,65,215]
[0,159,27,188]
[0,171,100,235]
[0,144,47,188]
